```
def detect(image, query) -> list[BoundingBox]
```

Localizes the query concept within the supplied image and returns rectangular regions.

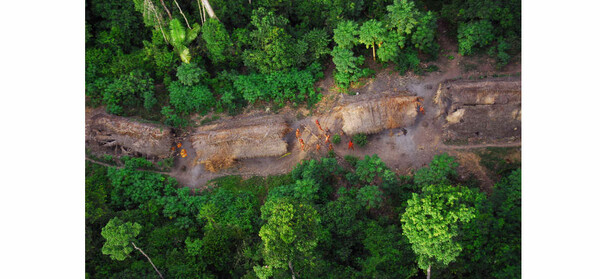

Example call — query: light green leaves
[386,0,420,35]
[101,217,141,261]
[401,184,481,270]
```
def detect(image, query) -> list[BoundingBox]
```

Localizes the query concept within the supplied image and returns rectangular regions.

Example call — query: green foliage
[412,11,439,55]
[386,0,419,36]
[232,63,323,107]
[401,184,482,270]
[101,217,142,261]
[361,222,418,279]
[357,185,383,210]
[243,8,297,74]
[168,19,201,63]
[102,70,155,115]
[202,18,233,65]
[301,28,331,63]
[413,153,458,187]
[161,105,188,128]
[332,134,342,144]
[331,46,367,89]
[107,165,177,210]
[333,20,360,49]
[168,82,215,115]
[359,19,387,61]
[344,155,359,167]
[175,63,208,86]
[457,20,495,55]
[257,197,323,277]
[352,133,368,147]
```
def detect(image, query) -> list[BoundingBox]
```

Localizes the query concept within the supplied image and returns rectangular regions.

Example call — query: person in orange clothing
[315,119,324,132]
[419,105,425,115]
[325,134,331,144]
[299,138,305,151]
[316,143,321,151]
[177,142,182,148]
[348,140,354,150]
[180,148,188,158]
[328,143,333,151]
[296,128,301,139]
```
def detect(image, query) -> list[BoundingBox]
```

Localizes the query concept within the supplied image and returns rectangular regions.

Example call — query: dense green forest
[86,152,520,278]
[85,0,520,125]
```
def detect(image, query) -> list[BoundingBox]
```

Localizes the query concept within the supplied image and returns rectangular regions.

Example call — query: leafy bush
[175,63,208,86]
[232,63,323,107]
[352,133,368,147]
[344,155,359,167]
[168,82,216,115]
[202,18,234,66]
[457,20,495,55]
[102,70,155,116]
[161,106,188,128]
[332,134,342,144]
[413,153,458,187]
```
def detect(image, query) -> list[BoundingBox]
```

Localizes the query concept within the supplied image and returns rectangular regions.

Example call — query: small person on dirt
[299,138,305,151]
[348,140,354,150]
[419,106,425,115]
[315,119,324,132]
[177,142,182,148]
[316,143,321,151]
[180,149,188,158]
[296,128,301,139]
[328,143,334,151]
[325,134,331,144]
[171,146,176,151]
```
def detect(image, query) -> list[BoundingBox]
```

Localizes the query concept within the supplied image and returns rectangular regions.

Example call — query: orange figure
[325,134,331,144]
[316,143,321,151]
[328,143,334,151]
[180,148,188,158]
[171,146,176,151]
[298,138,304,144]
[348,140,354,150]
[299,139,306,151]
[177,142,182,148]
[295,128,301,139]
[315,119,323,132]
[419,106,425,115]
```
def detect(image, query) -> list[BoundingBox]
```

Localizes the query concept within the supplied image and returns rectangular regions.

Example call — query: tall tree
[401,184,482,279]
[359,19,386,61]
[101,217,164,278]
[201,18,233,65]
[254,197,323,279]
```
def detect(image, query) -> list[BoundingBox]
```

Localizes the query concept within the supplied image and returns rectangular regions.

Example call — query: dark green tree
[201,18,233,65]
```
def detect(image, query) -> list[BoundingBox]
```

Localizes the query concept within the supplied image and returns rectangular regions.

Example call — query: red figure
[348,141,354,150]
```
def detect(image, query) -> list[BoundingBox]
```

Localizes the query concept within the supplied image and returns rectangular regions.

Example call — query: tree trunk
[372,43,376,61]
[159,0,172,20]
[427,264,431,279]
[288,261,296,279]
[200,0,219,21]
[132,242,164,279]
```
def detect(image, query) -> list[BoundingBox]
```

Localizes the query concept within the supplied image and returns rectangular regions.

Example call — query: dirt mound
[438,78,521,144]
[336,94,420,135]
[86,111,174,158]
[191,115,289,171]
